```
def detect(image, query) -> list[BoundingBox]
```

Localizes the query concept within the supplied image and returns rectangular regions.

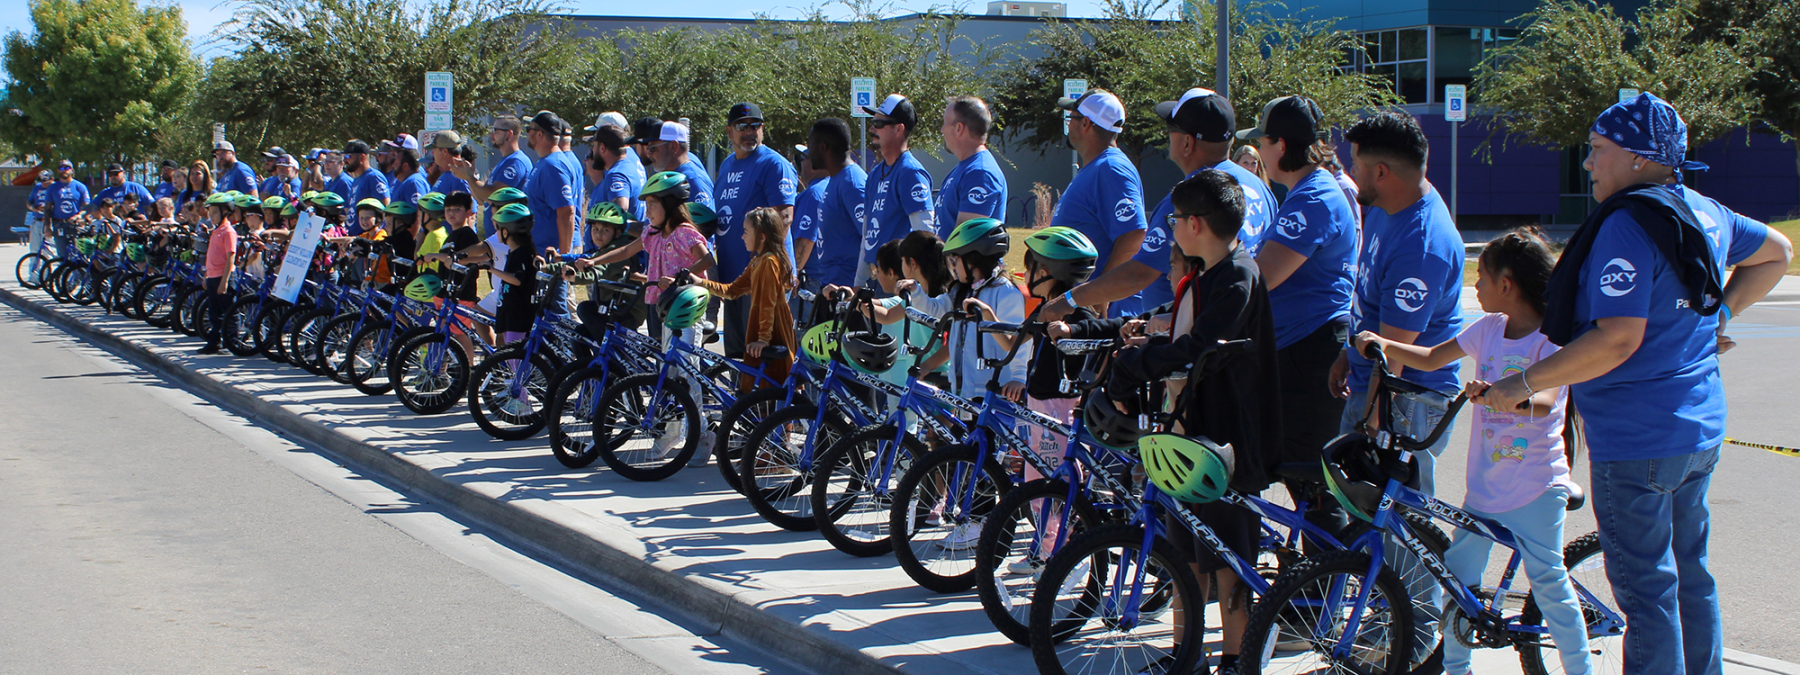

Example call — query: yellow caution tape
[1725,438,1800,458]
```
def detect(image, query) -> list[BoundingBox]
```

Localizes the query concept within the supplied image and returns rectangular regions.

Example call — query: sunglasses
[731,121,764,131]
[870,119,898,129]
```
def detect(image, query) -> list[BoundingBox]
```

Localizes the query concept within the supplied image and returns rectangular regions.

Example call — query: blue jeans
[1590,446,1721,675]
[1341,388,1455,664]
[1442,488,1591,675]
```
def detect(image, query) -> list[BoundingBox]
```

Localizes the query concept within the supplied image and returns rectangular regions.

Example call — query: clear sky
[0,0,1127,59]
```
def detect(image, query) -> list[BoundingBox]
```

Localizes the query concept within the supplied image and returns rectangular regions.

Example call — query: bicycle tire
[712,386,793,495]
[889,443,1009,588]
[177,287,208,336]
[737,405,852,532]
[256,304,290,363]
[389,330,471,415]
[223,296,261,356]
[593,373,701,481]
[58,265,95,305]
[280,306,321,372]
[109,272,143,317]
[135,275,177,327]
[1239,549,1418,675]
[1517,531,1621,675]
[346,321,396,395]
[314,313,365,384]
[546,364,613,468]
[1027,523,1207,675]
[468,345,558,440]
[809,424,930,558]
[15,253,53,290]
[975,477,1101,645]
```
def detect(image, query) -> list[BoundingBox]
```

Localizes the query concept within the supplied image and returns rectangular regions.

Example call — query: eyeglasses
[732,121,764,131]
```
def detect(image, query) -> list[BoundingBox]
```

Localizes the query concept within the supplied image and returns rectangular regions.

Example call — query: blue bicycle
[387,261,497,415]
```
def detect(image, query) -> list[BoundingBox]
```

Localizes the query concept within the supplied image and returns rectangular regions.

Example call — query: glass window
[1399,62,1428,104]
[1432,27,1522,102]
[1356,27,1432,104]
[1399,28,1428,61]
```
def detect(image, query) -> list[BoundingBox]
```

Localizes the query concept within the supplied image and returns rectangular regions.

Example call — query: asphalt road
[0,304,796,675]
[1428,294,1800,663]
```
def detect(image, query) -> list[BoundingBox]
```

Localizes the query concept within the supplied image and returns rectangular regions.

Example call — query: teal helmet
[1138,434,1235,504]
[1024,226,1099,286]
[492,203,533,234]
[944,217,1008,257]
[280,202,300,216]
[657,284,710,330]
[687,201,717,226]
[205,192,234,206]
[261,195,289,211]
[416,191,447,213]
[640,171,690,200]
[382,200,417,216]
[308,191,345,208]
[404,274,443,302]
[232,193,261,209]
[489,186,528,206]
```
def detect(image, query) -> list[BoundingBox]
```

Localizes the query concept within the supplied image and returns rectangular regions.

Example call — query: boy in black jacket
[1060,170,1281,673]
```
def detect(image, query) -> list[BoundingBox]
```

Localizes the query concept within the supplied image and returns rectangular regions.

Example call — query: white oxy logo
[1277,211,1307,240]
[1394,277,1430,312]
[966,186,990,205]
[1113,198,1137,222]
[778,178,797,197]
[1142,225,1167,253]
[1600,258,1638,297]
[716,205,735,235]
[910,182,929,204]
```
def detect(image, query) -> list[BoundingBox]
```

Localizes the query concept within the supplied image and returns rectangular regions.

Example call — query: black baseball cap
[160,159,178,169]
[728,102,764,123]
[863,94,917,128]
[523,110,562,135]
[343,139,372,154]
[627,116,662,144]
[1155,88,1235,142]
[105,163,124,174]
[1237,95,1325,143]
[262,146,287,159]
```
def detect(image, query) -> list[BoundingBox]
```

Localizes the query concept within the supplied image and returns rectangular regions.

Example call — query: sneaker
[196,344,220,355]
[938,521,982,551]
[690,432,715,467]
[1006,557,1043,576]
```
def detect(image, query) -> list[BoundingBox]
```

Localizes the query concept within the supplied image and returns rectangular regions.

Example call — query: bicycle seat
[1273,461,1329,485]
[761,345,789,360]
[1564,483,1586,512]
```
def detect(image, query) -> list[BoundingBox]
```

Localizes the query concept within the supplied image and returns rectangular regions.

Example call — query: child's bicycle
[1237,342,1622,675]
[465,265,612,440]
[387,261,497,415]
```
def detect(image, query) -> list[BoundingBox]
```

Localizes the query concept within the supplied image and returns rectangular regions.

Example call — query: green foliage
[990,0,1397,159]
[1470,0,1756,150]
[0,0,198,164]
[196,0,579,157]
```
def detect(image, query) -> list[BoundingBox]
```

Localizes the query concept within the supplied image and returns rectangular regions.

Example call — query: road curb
[0,285,903,675]
[1728,649,1800,675]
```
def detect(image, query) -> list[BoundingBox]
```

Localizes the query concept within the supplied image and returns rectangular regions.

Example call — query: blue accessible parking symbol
[431,87,446,102]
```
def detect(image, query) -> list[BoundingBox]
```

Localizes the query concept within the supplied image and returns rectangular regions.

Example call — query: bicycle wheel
[176,287,208,336]
[223,297,261,356]
[593,373,701,481]
[136,276,177,327]
[889,443,1010,589]
[976,477,1101,645]
[1517,531,1622,675]
[546,364,614,468]
[255,305,290,363]
[283,307,328,374]
[1238,549,1417,675]
[467,344,556,440]
[315,314,364,384]
[15,253,53,290]
[58,265,95,305]
[110,272,143,317]
[389,330,471,415]
[1027,523,1206,675]
[738,405,852,532]
[346,322,396,395]
[810,423,928,557]
[712,386,791,495]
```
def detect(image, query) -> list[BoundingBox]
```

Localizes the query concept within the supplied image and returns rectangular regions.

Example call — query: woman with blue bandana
[1481,93,1792,675]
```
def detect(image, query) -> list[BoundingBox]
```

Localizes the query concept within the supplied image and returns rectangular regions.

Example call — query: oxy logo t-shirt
[934,149,1007,239]
[1131,159,1274,314]
[599,149,647,222]
[1262,168,1356,348]
[1052,147,1147,317]
[863,150,933,258]
[482,150,532,234]
[712,145,797,279]
[678,159,715,209]
[524,151,584,254]
[1345,187,1463,394]
[792,177,829,272]
[812,163,868,288]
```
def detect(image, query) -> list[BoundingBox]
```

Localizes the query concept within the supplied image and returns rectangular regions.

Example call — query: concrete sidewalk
[2,244,1795,675]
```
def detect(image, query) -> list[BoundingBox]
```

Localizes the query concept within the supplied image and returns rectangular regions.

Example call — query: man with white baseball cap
[630,117,713,208]
[1041,89,1147,318]
[585,123,645,223]
[213,140,260,198]
[858,93,934,285]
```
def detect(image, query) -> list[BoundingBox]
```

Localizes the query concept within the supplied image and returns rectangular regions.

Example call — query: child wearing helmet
[902,217,1027,403]
[588,171,715,343]
[674,206,796,389]
[486,203,539,344]
[558,201,646,330]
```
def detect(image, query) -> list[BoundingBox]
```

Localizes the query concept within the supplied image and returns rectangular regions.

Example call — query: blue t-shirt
[1573,185,1767,461]
[349,169,390,205]
[258,175,303,200]
[484,149,533,234]
[793,177,828,269]
[45,181,91,220]
[324,172,354,206]
[432,171,471,198]
[712,145,798,279]
[598,151,647,222]
[1263,168,1357,348]
[28,182,49,207]
[392,170,430,208]
[678,159,715,209]
[152,180,177,202]
[94,181,153,214]
[1346,187,1464,394]
[935,149,1007,238]
[862,151,933,259]
[1053,147,1149,317]
[525,150,585,254]
[216,161,259,195]
[812,163,868,289]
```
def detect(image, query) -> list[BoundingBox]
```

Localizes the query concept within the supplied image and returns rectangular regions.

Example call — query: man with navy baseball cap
[712,101,799,360]
[857,93,933,285]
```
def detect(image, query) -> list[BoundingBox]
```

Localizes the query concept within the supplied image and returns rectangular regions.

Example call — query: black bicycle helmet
[1320,432,1418,522]
[1082,392,1145,452]
[839,330,899,373]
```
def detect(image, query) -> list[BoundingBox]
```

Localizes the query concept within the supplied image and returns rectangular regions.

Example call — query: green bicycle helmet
[688,202,717,226]
[640,171,690,200]
[205,192,234,205]
[76,237,99,256]
[493,203,533,234]
[280,202,300,216]
[944,217,1009,257]
[417,191,446,213]
[124,242,147,263]
[233,193,261,209]
[309,191,346,208]
[1138,434,1235,504]
[355,197,386,213]
[262,196,289,211]
[1024,226,1100,286]
[801,321,839,365]
[301,190,319,202]
[657,284,710,329]
[586,201,627,226]
[403,274,443,301]
[1320,433,1417,523]
[489,186,528,206]
[382,200,417,215]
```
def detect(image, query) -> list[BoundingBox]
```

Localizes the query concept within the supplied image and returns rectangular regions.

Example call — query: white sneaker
[938,521,982,551]
[1006,557,1043,575]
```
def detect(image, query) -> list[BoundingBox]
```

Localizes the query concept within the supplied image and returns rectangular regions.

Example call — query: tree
[197,0,579,155]
[1470,0,1756,153]
[991,0,1398,161]
[1693,0,1800,198]
[0,0,198,164]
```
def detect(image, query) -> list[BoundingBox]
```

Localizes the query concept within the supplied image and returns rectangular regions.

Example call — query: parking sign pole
[1444,84,1466,220]
[1063,79,1087,179]
[850,77,876,170]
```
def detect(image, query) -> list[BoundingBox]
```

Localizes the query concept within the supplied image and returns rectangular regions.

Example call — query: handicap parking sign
[431,87,446,102]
